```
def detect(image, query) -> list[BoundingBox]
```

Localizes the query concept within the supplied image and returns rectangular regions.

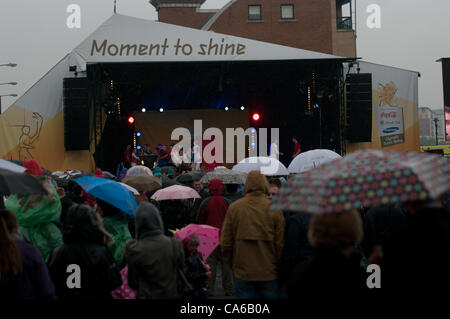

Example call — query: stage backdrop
[346,61,420,153]
[134,109,250,166]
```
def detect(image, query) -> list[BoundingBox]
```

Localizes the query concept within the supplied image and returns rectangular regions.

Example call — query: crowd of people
[1,157,450,300]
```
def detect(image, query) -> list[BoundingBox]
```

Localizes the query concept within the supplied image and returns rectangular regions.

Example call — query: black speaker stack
[63,77,90,150]
[345,73,373,143]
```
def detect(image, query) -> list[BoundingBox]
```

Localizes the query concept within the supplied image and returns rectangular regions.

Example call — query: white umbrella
[118,182,140,195]
[232,156,289,176]
[288,149,342,174]
[0,159,26,173]
[126,165,153,176]
[200,167,248,184]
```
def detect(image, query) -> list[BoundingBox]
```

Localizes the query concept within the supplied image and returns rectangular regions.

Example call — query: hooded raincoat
[220,171,285,281]
[127,202,185,299]
[5,160,63,263]
[198,179,231,231]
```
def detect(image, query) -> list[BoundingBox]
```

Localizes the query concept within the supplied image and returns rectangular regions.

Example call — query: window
[281,4,294,20]
[248,5,262,21]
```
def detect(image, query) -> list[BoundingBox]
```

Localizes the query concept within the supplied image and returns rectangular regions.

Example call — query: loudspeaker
[346,73,372,143]
[63,77,90,150]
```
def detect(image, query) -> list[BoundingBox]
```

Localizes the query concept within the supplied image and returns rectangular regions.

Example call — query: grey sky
[0,0,449,111]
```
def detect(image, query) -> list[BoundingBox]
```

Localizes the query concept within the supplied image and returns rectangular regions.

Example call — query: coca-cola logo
[381,112,397,118]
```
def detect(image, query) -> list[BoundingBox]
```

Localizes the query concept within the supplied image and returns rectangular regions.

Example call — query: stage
[89,59,345,172]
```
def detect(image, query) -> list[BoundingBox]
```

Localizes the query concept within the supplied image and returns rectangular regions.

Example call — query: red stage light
[128,116,135,124]
[252,113,260,121]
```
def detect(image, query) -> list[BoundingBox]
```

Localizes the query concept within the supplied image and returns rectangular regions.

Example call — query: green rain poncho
[5,176,63,263]
[103,214,132,267]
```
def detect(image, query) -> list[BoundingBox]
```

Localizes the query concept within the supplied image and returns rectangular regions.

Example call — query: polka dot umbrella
[270,150,450,214]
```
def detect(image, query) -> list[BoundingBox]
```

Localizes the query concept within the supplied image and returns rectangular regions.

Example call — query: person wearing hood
[48,204,121,299]
[5,159,63,263]
[198,179,233,296]
[220,170,285,299]
[126,202,185,299]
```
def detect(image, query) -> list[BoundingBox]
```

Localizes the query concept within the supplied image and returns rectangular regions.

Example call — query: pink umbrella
[150,185,200,201]
[174,224,220,260]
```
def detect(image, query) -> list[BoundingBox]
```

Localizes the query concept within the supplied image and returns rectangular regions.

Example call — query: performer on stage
[269,137,284,159]
[124,145,132,168]
[292,136,302,159]
[131,148,140,167]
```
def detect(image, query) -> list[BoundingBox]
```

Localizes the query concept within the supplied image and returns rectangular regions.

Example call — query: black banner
[440,58,450,141]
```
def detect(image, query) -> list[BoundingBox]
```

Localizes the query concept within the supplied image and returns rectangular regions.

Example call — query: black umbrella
[0,168,47,197]
[162,178,182,188]
[52,170,87,188]
[175,171,205,184]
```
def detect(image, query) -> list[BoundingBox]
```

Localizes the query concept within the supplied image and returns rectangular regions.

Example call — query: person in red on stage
[124,145,132,168]
[292,136,302,159]
[131,148,140,167]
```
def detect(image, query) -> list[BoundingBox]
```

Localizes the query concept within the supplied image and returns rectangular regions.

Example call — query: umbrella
[126,165,153,176]
[232,156,289,176]
[162,178,182,188]
[118,182,140,195]
[174,224,220,260]
[0,168,47,196]
[0,159,26,173]
[288,149,342,174]
[102,171,117,180]
[200,167,247,185]
[52,170,86,188]
[122,175,162,193]
[176,171,205,184]
[10,160,52,176]
[74,176,137,218]
[270,150,450,214]
[151,185,200,201]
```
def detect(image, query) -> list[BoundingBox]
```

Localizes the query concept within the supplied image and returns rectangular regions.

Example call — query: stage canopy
[0,14,348,172]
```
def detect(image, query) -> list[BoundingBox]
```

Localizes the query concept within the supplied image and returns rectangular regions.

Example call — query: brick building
[151,0,356,57]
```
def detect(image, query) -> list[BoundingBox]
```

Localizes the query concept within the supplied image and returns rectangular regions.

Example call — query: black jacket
[288,245,369,297]
[279,212,313,287]
[381,205,450,294]
[48,205,121,299]
[127,202,185,299]
[159,200,190,235]
[184,251,207,299]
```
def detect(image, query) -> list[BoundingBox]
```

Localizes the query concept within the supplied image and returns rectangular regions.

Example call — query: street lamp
[0,94,18,115]
[434,118,439,145]
[0,63,17,67]
[0,82,17,85]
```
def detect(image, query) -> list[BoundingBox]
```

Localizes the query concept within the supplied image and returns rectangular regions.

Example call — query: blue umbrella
[74,176,137,218]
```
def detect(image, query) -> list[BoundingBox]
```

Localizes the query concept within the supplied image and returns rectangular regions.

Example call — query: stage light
[251,142,256,147]
[128,116,135,124]
[252,113,260,121]
[240,106,245,111]
[251,128,256,134]
[136,132,142,137]
[159,108,164,112]
[137,145,141,150]
[141,107,146,113]
[225,107,229,111]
